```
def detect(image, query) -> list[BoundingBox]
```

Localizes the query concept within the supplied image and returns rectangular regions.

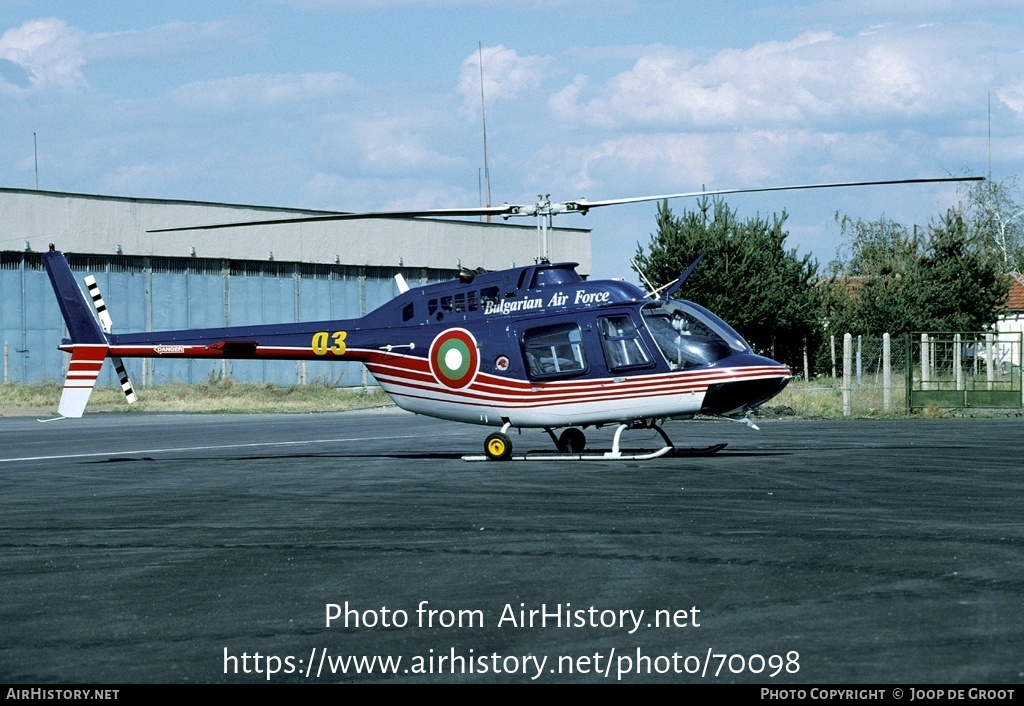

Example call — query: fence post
[856,335,862,386]
[954,333,963,391]
[985,332,994,391]
[831,335,836,379]
[3,340,7,383]
[1019,333,1023,405]
[883,333,891,412]
[843,333,852,417]
[802,335,809,382]
[921,333,930,391]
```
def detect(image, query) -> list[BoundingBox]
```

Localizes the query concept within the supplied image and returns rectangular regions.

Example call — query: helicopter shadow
[82,448,787,466]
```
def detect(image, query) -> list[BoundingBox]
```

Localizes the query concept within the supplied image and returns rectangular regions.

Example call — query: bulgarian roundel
[429,328,480,389]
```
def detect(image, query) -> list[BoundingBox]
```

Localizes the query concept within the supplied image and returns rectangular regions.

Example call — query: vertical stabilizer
[43,247,110,417]
[58,344,109,418]
[43,248,106,345]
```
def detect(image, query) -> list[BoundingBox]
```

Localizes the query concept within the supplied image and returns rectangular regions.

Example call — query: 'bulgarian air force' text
[484,290,612,316]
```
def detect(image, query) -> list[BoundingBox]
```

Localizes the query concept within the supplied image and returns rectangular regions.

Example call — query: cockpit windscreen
[641,299,751,369]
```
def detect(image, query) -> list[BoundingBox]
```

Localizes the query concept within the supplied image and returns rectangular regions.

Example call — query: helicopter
[43,176,982,461]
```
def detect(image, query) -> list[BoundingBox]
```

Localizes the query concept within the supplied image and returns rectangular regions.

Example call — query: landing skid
[464,420,728,462]
[460,443,727,462]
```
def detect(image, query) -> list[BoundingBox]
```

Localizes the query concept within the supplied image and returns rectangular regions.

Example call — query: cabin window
[598,315,651,371]
[530,267,583,288]
[454,293,466,313]
[402,302,415,322]
[480,286,499,309]
[522,323,587,379]
[467,290,479,311]
[440,295,453,312]
[428,299,438,316]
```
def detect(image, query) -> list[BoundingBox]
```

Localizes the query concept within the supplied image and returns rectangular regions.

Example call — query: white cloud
[349,117,461,173]
[169,72,359,109]
[0,17,258,95]
[549,26,991,131]
[793,0,1023,21]
[458,45,557,110]
[0,18,86,92]
[84,20,258,63]
[300,171,471,212]
[274,0,635,11]
[536,127,956,205]
[998,82,1024,115]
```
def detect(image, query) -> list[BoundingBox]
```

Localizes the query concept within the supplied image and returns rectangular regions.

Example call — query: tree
[825,208,1009,335]
[633,197,821,369]
[914,210,1009,332]
[821,214,922,336]
[959,175,1024,272]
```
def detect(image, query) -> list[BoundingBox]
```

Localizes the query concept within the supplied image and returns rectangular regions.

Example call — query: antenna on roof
[479,42,492,223]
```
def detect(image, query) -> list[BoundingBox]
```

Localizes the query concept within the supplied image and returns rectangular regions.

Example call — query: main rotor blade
[148,175,983,233]
[566,176,985,213]
[147,205,519,232]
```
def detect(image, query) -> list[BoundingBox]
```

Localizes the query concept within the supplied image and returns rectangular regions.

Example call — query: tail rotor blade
[83,275,139,405]
[112,357,138,404]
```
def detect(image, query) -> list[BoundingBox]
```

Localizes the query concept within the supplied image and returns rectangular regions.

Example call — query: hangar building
[0,187,591,388]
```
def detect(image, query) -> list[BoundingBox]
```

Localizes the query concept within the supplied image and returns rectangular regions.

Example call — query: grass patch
[0,380,393,417]
[765,378,909,418]
[765,378,1022,419]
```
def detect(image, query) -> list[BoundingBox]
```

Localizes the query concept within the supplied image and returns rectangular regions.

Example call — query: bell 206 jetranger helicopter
[43,177,981,461]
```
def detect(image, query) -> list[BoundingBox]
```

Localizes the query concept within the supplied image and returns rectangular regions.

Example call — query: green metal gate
[908,332,1022,409]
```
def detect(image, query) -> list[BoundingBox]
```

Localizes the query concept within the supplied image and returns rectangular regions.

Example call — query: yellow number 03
[312,331,347,356]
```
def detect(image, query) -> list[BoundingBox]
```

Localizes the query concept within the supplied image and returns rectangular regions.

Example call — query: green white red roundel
[429,328,480,389]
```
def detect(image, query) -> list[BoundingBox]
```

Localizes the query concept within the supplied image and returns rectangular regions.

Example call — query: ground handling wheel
[484,432,513,461]
[557,427,586,453]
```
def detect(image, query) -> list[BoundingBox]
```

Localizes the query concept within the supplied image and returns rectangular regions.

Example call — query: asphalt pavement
[1,410,1021,683]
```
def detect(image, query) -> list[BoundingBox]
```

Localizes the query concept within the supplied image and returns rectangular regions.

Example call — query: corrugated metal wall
[1,252,455,387]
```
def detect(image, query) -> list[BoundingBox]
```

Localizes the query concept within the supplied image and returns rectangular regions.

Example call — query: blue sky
[2,1,1023,278]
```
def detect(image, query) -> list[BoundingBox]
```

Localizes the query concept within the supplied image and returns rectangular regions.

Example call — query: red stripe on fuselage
[368,358,790,409]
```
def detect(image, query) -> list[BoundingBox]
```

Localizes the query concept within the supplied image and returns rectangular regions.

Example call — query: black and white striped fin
[82,274,138,405]
[83,275,114,333]
[113,358,138,404]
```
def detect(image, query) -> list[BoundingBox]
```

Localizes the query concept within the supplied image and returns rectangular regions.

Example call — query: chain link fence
[909,332,1022,409]
[774,332,1022,417]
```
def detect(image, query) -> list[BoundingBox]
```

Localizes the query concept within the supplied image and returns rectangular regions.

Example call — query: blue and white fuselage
[44,248,790,456]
